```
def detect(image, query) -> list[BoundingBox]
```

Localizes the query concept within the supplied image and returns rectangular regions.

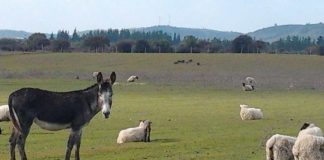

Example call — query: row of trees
[0,28,324,55]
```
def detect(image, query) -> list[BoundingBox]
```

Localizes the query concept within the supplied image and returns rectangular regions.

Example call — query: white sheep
[242,82,254,91]
[245,76,256,85]
[0,105,10,122]
[117,120,152,144]
[266,134,296,160]
[0,104,10,135]
[127,75,139,82]
[297,123,323,137]
[239,104,263,120]
[92,72,99,79]
[293,134,324,160]
[292,123,324,160]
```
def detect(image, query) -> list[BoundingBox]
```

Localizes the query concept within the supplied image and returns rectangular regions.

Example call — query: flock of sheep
[239,76,324,160]
[266,123,324,160]
[240,102,324,159]
[1,73,322,159]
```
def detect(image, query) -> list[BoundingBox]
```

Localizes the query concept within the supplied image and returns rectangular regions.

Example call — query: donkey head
[97,72,116,119]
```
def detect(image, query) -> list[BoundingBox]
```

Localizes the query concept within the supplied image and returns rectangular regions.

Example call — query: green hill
[248,23,324,42]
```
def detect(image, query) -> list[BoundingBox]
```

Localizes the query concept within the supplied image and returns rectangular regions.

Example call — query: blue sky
[0,0,323,33]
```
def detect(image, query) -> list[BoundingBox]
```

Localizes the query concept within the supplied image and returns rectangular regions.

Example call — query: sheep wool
[266,134,296,160]
[117,120,151,144]
[0,105,10,122]
[240,104,263,120]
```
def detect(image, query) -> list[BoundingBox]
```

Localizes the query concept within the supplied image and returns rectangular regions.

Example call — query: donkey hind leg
[16,121,32,160]
[65,129,82,160]
[9,127,19,160]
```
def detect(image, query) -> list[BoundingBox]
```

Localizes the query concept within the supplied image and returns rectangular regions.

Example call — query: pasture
[1,53,324,159]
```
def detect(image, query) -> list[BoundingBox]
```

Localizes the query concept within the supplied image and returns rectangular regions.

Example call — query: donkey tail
[8,95,22,132]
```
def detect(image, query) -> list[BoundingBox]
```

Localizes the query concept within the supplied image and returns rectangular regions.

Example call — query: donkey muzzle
[103,112,110,119]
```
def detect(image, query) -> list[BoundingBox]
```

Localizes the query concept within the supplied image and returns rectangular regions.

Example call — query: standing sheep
[117,120,152,144]
[239,104,263,120]
[293,123,324,160]
[265,134,296,160]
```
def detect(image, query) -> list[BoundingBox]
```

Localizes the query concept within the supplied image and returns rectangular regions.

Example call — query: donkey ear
[110,72,116,85]
[97,72,103,84]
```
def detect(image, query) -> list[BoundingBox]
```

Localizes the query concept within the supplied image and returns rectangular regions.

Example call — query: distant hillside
[248,23,324,42]
[1,23,324,42]
[132,25,242,40]
[0,30,31,39]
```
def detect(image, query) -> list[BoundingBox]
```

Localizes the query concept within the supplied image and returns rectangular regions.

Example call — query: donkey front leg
[65,129,82,160]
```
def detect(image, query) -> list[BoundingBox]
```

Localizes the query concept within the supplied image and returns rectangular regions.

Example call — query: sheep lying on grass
[245,76,256,85]
[242,82,254,91]
[0,105,10,135]
[117,120,152,144]
[127,75,139,82]
[266,134,296,160]
[239,104,263,120]
[293,123,324,160]
[0,105,10,122]
[293,134,324,160]
[297,122,323,137]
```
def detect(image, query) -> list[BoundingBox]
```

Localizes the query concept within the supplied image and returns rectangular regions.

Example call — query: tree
[253,40,267,53]
[51,40,71,52]
[134,40,150,53]
[177,35,199,53]
[116,40,133,53]
[232,35,253,53]
[27,33,49,51]
[0,38,19,51]
[71,28,80,42]
[49,33,55,40]
[151,40,172,53]
[56,30,70,41]
[83,35,110,52]
[317,36,324,46]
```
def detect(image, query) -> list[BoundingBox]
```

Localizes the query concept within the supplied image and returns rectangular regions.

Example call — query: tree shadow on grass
[150,138,180,143]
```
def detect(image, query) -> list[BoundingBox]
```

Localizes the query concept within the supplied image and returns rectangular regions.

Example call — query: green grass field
[1,53,324,159]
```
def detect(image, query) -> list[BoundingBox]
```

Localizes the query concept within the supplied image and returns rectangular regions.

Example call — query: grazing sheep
[127,75,139,82]
[266,134,296,160]
[242,82,254,91]
[245,76,256,85]
[117,120,152,144]
[239,104,263,120]
[292,123,324,160]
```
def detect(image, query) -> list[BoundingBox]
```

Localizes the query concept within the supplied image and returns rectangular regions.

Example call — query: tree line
[0,28,324,55]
